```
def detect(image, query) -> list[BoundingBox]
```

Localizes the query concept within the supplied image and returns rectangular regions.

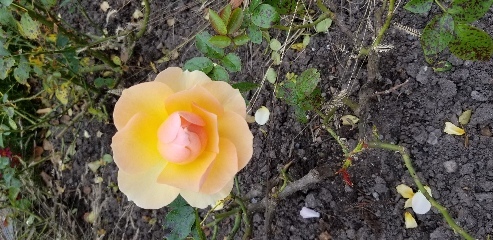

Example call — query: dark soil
[45,0,493,239]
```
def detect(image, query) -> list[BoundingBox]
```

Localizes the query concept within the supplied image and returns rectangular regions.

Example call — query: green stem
[367,141,475,240]
[136,0,150,40]
[359,0,395,56]
[78,64,114,73]
[434,0,448,12]
[226,212,242,240]
[194,209,206,240]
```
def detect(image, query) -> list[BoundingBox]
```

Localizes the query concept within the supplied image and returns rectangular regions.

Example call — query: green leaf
[269,39,282,51]
[219,4,232,25]
[221,53,241,72]
[251,4,280,28]
[233,34,250,46]
[420,13,454,57]
[227,8,244,34]
[264,0,299,15]
[0,58,16,80]
[94,78,116,88]
[210,65,229,82]
[209,9,227,35]
[302,35,310,47]
[248,25,262,44]
[404,0,433,14]
[0,42,10,56]
[232,82,259,92]
[164,196,195,240]
[0,134,3,148]
[447,0,493,24]
[40,0,57,8]
[432,60,453,72]
[9,118,18,130]
[449,24,493,61]
[266,67,277,84]
[315,18,332,33]
[0,7,15,27]
[209,35,232,48]
[271,51,281,65]
[295,68,321,100]
[184,57,214,73]
[0,157,9,169]
[18,13,40,40]
[56,34,70,48]
[459,109,472,125]
[195,31,225,59]
[13,56,30,84]
[0,0,13,6]
[249,0,262,12]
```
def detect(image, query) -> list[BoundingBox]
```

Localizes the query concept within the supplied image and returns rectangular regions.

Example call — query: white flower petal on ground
[255,106,270,125]
[404,212,418,229]
[412,191,431,214]
[300,207,320,218]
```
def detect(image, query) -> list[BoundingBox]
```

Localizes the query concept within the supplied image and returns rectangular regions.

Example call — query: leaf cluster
[275,68,321,122]
[405,0,493,63]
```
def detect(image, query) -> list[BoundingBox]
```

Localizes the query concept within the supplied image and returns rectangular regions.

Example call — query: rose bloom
[111,67,253,209]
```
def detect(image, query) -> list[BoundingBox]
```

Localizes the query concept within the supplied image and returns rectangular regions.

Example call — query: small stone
[471,91,488,102]
[443,160,458,173]
[83,186,92,195]
[416,66,431,84]
[480,126,492,137]
[305,193,318,208]
[427,131,438,145]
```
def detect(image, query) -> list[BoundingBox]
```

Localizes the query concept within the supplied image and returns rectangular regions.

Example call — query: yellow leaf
[290,43,305,51]
[55,81,70,105]
[341,115,359,125]
[443,122,465,135]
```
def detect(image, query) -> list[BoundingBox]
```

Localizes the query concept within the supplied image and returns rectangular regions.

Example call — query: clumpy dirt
[42,0,493,239]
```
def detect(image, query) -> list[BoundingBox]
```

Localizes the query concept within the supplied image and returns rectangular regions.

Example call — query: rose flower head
[111,67,253,209]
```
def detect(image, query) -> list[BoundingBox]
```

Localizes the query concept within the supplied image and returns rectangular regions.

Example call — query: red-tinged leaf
[227,8,244,34]
[220,4,232,25]
[337,168,353,187]
[209,9,227,35]
[230,0,243,8]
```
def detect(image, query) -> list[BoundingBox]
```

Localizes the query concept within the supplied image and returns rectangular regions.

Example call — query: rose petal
[443,122,465,135]
[300,207,320,218]
[199,138,238,194]
[165,86,224,117]
[111,113,163,174]
[192,104,219,153]
[113,81,173,130]
[412,191,431,214]
[202,81,247,118]
[404,198,413,208]
[404,212,418,228]
[396,184,414,199]
[155,67,211,92]
[180,178,233,209]
[157,151,216,192]
[254,106,270,125]
[217,111,253,170]
[118,164,180,209]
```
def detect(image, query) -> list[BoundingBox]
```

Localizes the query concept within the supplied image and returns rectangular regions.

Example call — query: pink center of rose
[157,112,207,164]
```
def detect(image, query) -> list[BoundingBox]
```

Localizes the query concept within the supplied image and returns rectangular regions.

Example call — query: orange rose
[111,67,253,209]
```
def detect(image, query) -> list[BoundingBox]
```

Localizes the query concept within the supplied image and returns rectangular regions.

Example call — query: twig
[372,79,409,96]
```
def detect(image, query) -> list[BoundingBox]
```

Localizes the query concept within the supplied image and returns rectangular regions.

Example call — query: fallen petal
[255,106,270,125]
[300,207,320,218]
[412,191,431,214]
[443,122,465,135]
[396,184,414,199]
[404,212,418,229]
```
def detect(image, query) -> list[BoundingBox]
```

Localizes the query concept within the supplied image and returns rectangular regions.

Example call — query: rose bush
[111,67,253,209]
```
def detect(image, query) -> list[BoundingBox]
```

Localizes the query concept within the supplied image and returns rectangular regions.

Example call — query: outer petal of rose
[118,164,180,209]
[165,86,224,116]
[180,178,233,209]
[218,111,253,170]
[155,67,211,92]
[112,112,163,174]
[202,81,246,118]
[113,81,173,130]
[157,151,216,192]
[199,138,238,194]
[396,184,414,199]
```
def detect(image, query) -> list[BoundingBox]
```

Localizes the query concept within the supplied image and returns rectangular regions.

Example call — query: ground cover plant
[0,0,492,239]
